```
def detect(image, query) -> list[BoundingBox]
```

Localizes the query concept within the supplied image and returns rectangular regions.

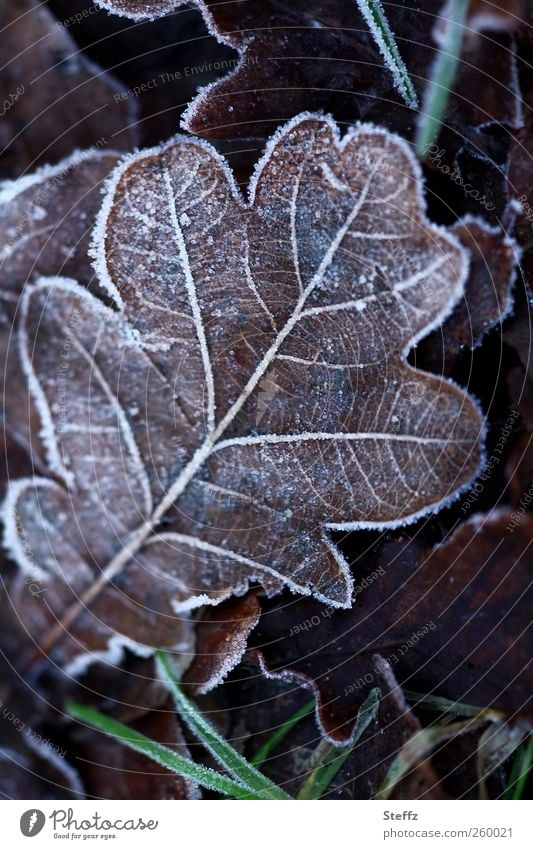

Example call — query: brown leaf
[251,509,532,743]
[0,150,121,292]
[467,0,529,33]
[0,0,136,178]
[92,1,523,149]
[315,656,447,799]
[0,737,83,800]
[0,151,122,500]
[420,216,518,371]
[219,652,445,798]
[2,115,483,672]
[94,0,185,19]
[184,593,261,694]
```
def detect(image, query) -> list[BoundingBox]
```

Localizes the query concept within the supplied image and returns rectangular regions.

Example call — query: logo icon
[20,810,46,837]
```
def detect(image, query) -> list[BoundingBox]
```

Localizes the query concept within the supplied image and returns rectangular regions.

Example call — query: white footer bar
[3,800,530,848]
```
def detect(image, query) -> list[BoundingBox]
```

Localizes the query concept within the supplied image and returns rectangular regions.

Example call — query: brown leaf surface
[184,593,261,694]
[0,151,122,505]
[0,150,121,291]
[94,0,185,19]
[2,115,483,672]
[189,1,523,145]
[0,0,136,178]
[215,652,446,798]
[251,510,532,743]
[92,1,523,149]
[333,656,447,799]
[420,216,518,371]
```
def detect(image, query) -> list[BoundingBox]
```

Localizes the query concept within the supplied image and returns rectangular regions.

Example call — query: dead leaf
[420,215,518,371]
[251,509,532,743]
[214,651,446,798]
[0,0,136,178]
[48,0,234,150]
[0,150,121,291]
[467,1,529,34]
[375,715,488,799]
[184,593,261,694]
[315,656,447,799]
[94,0,185,19]
[91,1,523,152]
[0,737,83,800]
[2,115,483,673]
[0,151,122,499]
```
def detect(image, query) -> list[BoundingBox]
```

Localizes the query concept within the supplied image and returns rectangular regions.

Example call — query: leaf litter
[1,115,483,674]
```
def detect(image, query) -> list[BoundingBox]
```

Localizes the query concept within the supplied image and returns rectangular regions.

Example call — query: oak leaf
[93,0,523,154]
[2,115,483,672]
[419,215,519,372]
[0,150,122,491]
[94,0,185,19]
[252,510,532,743]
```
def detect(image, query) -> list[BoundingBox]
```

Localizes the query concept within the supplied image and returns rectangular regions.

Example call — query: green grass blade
[66,701,262,800]
[297,688,381,800]
[356,0,418,108]
[155,650,291,800]
[416,0,468,155]
[403,689,504,721]
[505,735,533,800]
[251,699,315,767]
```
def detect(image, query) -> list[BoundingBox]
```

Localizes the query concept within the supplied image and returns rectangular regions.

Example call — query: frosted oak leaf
[93,0,198,20]
[2,115,483,671]
[93,0,523,148]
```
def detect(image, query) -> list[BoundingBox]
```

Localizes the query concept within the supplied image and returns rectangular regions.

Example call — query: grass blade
[356,0,418,108]
[66,701,263,800]
[403,689,504,721]
[251,699,315,767]
[297,688,381,800]
[505,734,533,800]
[375,716,487,799]
[156,650,291,800]
[416,0,468,155]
